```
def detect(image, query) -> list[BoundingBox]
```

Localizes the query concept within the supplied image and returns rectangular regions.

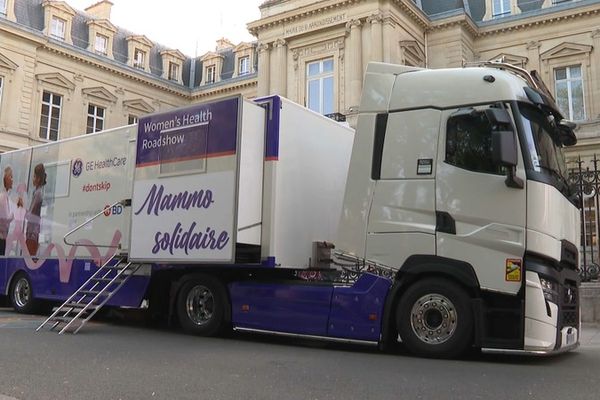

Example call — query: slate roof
[9,0,247,89]
[6,0,600,90]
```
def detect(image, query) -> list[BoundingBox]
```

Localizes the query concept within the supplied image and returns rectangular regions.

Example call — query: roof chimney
[85,0,113,20]
[215,38,234,52]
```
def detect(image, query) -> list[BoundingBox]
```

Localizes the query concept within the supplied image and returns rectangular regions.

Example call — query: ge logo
[72,159,83,177]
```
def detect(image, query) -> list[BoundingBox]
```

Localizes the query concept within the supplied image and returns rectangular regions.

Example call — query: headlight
[539,277,559,304]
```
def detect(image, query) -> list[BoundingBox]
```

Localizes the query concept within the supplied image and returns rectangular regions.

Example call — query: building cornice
[191,78,257,100]
[248,0,365,35]
[427,13,479,37]
[477,3,600,37]
[390,0,430,29]
[42,43,190,98]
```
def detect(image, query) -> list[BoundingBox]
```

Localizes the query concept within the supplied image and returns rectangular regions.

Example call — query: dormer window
[232,42,255,78]
[94,34,108,55]
[492,0,511,18]
[168,62,179,81]
[51,16,66,40]
[239,56,250,76]
[134,49,146,69]
[206,65,216,84]
[126,35,153,71]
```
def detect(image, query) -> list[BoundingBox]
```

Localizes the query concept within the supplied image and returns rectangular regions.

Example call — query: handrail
[63,199,129,248]
[462,60,541,91]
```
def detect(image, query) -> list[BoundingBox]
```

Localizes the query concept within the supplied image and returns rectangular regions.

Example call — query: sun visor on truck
[523,86,577,147]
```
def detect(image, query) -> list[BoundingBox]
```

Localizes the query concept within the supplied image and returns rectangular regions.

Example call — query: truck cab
[338,62,580,357]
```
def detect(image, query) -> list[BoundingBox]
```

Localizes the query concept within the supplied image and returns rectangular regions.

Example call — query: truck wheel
[176,275,228,337]
[396,278,473,358]
[9,272,39,314]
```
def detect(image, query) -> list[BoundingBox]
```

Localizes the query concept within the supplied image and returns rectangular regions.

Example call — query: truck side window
[445,109,504,175]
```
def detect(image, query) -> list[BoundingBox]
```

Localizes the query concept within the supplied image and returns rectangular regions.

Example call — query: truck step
[64,302,97,310]
[36,258,143,335]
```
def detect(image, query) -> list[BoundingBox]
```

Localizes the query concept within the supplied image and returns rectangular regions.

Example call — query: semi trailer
[1,62,580,358]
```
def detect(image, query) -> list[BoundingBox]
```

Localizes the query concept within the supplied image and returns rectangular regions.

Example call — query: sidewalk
[581,323,600,348]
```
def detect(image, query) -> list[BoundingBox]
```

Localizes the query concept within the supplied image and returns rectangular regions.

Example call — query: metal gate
[568,155,600,281]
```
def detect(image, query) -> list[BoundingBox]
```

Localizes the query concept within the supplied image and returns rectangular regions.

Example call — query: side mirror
[492,130,517,167]
[492,130,524,189]
[485,108,512,125]
[558,121,577,147]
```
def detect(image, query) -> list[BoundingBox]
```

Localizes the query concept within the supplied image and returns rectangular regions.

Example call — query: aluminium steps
[36,254,142,334]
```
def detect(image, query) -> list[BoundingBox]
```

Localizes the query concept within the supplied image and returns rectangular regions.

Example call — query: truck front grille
[560,281,579,328]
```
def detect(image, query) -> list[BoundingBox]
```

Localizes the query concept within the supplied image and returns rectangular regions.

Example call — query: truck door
[435,104,526,295]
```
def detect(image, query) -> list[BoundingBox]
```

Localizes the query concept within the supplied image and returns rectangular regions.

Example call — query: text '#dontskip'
[83,181,111,192]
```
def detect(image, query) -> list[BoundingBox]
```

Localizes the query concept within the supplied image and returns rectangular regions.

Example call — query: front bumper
[520,260,580,354]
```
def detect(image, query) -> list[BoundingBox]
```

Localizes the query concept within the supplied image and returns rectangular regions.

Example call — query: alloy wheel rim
[14,278,31,308]
[186,285,214,326]
[410,293,457,345]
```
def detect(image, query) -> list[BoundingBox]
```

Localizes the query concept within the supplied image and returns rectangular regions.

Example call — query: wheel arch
[5,269,30,296]
[379,255,481,351]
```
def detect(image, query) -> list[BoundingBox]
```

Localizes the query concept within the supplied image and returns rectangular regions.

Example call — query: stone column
[257,42,270,97]
[346,19,362,113]
[382,15,394,63]
[590,30,600,119]
[273,38,287,96]
[526,40,541,74]
[368,13,383,63]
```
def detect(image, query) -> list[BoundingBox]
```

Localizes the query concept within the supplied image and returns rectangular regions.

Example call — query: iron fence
[568,155,600,282]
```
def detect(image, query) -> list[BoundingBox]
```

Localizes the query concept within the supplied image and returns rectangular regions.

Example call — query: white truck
[1,62,580,358]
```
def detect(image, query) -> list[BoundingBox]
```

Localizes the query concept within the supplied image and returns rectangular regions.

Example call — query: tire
[9,272,39,314]
[396,278,473,359]
[176,275,229,336]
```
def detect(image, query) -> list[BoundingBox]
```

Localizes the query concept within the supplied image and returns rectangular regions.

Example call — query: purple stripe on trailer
[136,97,240,167]
[229,273,392,341]
[2,258,150,308]
[328,273,392,341]
[254,95,281,161]
[229,280,333,336]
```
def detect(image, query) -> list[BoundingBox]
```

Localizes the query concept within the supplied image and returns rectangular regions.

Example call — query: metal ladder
[36,254,142,334]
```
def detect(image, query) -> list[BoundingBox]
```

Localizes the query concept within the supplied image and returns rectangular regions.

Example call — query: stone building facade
[0,0,257,151]
[1,0,600,156]
[251,0,600,154]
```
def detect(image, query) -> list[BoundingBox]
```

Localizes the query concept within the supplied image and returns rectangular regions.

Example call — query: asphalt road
[0,308,599,400]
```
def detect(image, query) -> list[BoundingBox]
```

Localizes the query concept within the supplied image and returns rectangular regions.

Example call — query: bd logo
[72,159,83,178]
[103,204,123,217]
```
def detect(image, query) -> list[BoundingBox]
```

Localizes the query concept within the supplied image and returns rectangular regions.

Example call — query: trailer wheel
[396,278,473,358]
[9,272,39,314]
[176,275,228,337]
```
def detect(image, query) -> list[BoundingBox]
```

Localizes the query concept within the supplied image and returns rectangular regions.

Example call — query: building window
[239,56,250,75]
[168,62,179,81]
[206,65,216,84]
[134,48,146,69]
[555,65,585,121]
[39,91,62,141]
[306,58,334,115]
[0,77,3,109]
[50,16,66,40]
[492,0,511,17]
[95,34,108,55]
[86,104,105,134]
[0,0,7,15]
[128,114,138,125]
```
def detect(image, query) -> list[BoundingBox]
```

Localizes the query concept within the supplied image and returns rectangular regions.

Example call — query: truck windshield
[517,102,570,195]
